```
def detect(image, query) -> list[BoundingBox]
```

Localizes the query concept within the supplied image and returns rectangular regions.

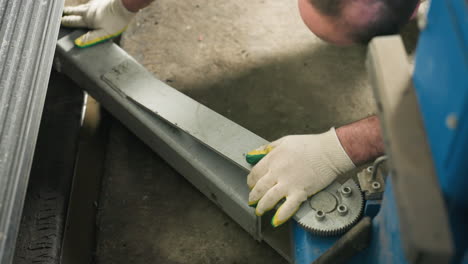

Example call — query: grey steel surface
[294,179,363,236]
[55,30,292,262]
[367,36,453,263]
[0,0,64,263]
[101,61,268,172]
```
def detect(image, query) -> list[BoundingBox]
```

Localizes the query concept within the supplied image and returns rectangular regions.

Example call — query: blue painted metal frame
[414,0,468,262]
[293,0,467,263]
[350,178,408,264]
[293,223,340,263]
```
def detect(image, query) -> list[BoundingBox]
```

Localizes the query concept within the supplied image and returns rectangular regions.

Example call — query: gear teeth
[296,179,364,236]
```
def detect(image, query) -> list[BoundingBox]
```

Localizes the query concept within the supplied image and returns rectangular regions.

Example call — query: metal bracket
[357,156,387,200]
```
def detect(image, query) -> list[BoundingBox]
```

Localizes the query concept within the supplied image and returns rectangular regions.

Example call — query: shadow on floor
[180,43,374,141]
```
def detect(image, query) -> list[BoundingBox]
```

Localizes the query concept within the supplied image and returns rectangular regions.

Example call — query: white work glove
[246,128,355,227]
[61,0,136,48]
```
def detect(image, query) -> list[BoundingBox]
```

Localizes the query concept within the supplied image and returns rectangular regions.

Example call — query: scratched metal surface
[0,0,64,263]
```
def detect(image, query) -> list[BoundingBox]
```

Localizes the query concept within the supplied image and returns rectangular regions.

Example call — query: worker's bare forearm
[336,116,384,166]
[122,0,154,12]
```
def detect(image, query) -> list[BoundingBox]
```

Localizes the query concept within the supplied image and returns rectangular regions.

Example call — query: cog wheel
[293,178,364,236]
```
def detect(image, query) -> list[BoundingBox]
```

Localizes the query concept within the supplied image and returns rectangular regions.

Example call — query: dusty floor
[122,1,376,139]
[64,0,417,263]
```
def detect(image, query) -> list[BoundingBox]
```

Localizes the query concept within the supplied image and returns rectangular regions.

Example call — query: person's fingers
[255,184,287,216]
[74,28,124,48]
[248,173,277,206]
[246,144,273,165]
[271,191,308,227]
[63,4,89,16]
[247,155,271,189]
[245,137,286,165]
[61,15,87,28]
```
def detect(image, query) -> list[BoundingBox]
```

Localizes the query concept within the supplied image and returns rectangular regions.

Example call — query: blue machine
[414,0,468,262]
[293,0,468,263]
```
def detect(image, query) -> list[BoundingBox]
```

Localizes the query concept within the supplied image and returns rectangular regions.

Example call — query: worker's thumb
[74,29,122,48]
[271,191,307,227]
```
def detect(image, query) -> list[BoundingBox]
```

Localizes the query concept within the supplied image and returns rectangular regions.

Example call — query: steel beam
[0,1,64,263]
[55,30,292,262]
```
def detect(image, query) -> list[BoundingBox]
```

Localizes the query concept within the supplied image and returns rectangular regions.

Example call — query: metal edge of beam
[367,36,453,263]
[55,30,292,262]
[0,0,65,263]
[100,56,268,172]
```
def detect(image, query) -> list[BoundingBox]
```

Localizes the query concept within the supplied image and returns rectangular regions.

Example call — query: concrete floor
[122,0,376,140]
[64,0,417,263]
[96,120,286,263]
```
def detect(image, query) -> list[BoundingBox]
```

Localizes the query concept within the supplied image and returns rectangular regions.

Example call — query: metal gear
[293,178,364,236]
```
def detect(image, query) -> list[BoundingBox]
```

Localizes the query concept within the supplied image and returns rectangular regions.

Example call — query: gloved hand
[246,128,355,227]
[61,0,136,48]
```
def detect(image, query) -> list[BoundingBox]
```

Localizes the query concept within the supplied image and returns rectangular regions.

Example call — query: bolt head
[446,114,458,130]
[315,210,325,221]
[337,205,348,216]
[372,181,381,190]
[341,186,352,197]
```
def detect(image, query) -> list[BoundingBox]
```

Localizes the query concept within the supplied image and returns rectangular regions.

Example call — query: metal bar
[367,36,453,263]
[101,60,267,172]
[0,0,64,263]
[55,30,291,262]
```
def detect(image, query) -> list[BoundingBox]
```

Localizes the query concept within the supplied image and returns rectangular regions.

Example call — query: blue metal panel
[449,0,468,48]
[414,0,468,197]
[413,0,468,262]
[292,222,339,263]
[363,200,381,219]
[351,178,408,264]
